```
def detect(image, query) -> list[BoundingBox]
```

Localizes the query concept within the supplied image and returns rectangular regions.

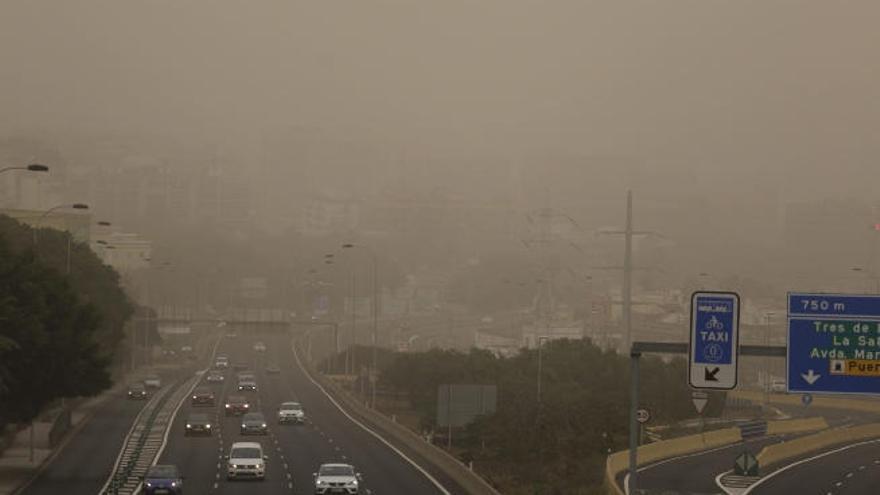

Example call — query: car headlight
[349,480,358,486]
[171,481,177,487]
[316,479,328,486]
[244,404,249,408]
[261,423,267,428]
[206,424,212,428]
[186,424,192,428]
[145,481,152,487]
[241,424,247,428]
[192,395,197,399]
[225,404,230,408]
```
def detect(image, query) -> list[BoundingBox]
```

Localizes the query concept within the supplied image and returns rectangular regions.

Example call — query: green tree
[0,240,111,425]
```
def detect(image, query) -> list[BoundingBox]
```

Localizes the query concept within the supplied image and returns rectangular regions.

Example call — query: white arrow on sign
[801,369,821,385]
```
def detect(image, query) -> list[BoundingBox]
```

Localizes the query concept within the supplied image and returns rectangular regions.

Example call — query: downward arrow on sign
[801,369,821,385]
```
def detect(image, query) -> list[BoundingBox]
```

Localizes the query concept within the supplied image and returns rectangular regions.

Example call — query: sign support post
[628,350,641,493]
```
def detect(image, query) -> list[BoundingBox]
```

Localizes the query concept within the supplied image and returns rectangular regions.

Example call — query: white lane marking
[292,343,451,495]
[743,438,880,494]
[835,481,843,487]
[845,472,853,478]
[151,336,224,467]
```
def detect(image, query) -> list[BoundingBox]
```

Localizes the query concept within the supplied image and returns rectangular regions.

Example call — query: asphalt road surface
[22,367,191,495]
[618,435,781,495]
[748,439,880,495]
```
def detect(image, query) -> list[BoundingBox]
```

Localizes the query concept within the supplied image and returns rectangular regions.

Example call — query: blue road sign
[788,293,880,395]
[689,292,740,389]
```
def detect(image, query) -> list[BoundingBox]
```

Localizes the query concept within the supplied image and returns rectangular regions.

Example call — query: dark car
[190,387,215,406]
[205,370,225,384]
[240,412,268,435]
[142,464,183,495]
[184,412,213,436]
[225,395,250,416]
[237,377,258,392]
[127,383,149,400]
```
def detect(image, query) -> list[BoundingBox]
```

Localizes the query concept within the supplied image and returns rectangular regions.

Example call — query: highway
[23,330,461,495]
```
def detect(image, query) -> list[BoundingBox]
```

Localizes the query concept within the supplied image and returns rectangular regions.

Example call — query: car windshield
[230,447,261,459]
[281,402,301,411]
[320,465,354,476]
[243,413,264,422]
[130,384,144,390]
[146,465,179,478]
[194,388,211,394]
[188,413,208,423]
[228,396,246,404]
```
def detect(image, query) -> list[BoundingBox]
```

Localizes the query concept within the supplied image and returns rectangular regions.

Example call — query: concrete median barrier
[757,422,880,469]
[765,416,828,436]
[604,427,742,495]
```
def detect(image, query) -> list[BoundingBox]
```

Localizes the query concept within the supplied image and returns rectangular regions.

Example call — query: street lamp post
[32,203,89,246]
[342,243,380,408]
[0,163,49,175]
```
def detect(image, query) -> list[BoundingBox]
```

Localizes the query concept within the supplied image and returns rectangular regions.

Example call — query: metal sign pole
[628,350,641,494]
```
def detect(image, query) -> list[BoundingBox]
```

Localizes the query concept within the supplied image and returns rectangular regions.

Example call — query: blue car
[142,464,183,494]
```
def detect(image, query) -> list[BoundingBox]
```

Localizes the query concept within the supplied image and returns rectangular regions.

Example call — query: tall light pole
[342,243,379,408]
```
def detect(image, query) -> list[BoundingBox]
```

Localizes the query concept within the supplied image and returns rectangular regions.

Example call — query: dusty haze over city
[2,1,880,292]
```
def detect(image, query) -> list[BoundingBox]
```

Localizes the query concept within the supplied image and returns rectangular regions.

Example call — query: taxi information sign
[689,291,740,390]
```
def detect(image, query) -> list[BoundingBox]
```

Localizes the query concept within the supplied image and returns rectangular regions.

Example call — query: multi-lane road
[22,331,462,495]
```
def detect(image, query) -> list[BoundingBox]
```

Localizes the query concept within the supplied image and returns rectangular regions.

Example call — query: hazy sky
[2,1,880,198]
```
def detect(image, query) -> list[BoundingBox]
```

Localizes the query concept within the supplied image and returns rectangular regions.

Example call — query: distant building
[92,232,152,273]
[474,330,521,358]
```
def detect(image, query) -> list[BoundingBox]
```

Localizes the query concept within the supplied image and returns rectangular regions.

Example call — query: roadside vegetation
[375,339,724,495]
[0,215,133,428]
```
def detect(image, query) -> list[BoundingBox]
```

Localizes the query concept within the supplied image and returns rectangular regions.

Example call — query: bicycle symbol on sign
[706,316,724,330]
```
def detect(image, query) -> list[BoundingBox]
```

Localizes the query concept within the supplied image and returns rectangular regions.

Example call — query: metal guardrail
[101,377,194,495]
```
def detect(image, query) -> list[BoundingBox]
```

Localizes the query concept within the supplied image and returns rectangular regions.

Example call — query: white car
[226,441,266,480]
[253,342,267,353]
[277,401,305,424]
[215,357,229,369]
[143,375,161,389]
[314,463,361,494]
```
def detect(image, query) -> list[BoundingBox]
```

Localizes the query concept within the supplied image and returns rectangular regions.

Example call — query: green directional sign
[734,451,759,476]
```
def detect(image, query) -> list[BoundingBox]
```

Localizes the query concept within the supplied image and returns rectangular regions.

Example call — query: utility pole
[597,191,660,352]
[623,191,633,351]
